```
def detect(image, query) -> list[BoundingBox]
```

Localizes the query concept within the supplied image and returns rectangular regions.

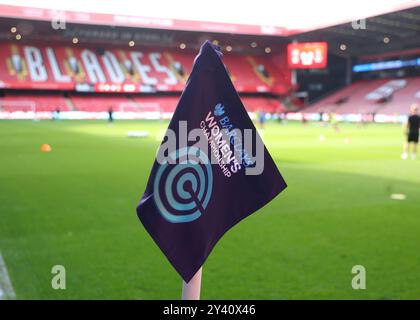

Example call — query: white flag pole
[181,267,202,300]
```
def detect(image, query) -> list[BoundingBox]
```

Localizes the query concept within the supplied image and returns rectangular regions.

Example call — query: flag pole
[182,267,202,300]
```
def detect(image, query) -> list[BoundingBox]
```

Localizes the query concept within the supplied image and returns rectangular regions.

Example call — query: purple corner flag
[136,40,287,282]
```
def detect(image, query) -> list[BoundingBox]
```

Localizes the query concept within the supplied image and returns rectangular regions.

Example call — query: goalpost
[118,101,163,120]
[0,100,38,120]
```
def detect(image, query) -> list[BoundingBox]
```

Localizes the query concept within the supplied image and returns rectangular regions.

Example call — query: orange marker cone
[40,144,52,152]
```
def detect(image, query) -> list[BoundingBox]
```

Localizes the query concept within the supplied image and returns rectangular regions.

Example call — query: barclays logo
[214,103,225,116]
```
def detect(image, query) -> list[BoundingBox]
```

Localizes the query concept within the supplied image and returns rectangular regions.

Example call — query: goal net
[0,100,39,120]
[118,101,163,120]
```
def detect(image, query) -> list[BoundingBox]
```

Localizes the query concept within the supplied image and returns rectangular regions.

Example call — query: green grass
[0,120,419,299]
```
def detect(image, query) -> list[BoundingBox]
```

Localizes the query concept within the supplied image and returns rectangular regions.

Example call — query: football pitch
[0,119,419,299]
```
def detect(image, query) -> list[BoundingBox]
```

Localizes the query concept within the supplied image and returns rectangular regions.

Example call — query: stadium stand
[303,77,420,115]
[131,96,180,113]
[69,95,134,112]
[240,96,285,113]
[1,25,415,120]
[0,43,289,117]
[0,43,290,93]
[378,77,420,114]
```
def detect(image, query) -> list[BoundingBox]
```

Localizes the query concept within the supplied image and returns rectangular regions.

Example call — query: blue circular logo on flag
[153,147,213,223]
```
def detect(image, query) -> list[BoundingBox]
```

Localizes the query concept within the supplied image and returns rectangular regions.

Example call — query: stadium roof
[0,0,419,36]
[293,5,420,58]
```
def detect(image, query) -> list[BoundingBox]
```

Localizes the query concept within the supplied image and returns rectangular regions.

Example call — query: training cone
[40,144,52,152]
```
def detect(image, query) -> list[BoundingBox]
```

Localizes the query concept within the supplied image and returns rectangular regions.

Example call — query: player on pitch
[401,104,419,160]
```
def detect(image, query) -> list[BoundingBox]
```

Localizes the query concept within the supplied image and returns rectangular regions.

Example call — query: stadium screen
[287,42,328,69]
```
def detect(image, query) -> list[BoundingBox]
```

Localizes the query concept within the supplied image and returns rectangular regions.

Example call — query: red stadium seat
[0,43,293,116]
[69,95,135,112]
[304,77,420,115]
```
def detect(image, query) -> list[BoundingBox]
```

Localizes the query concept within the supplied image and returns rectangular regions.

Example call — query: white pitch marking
[390,193,407,200]
[0,252,16,300]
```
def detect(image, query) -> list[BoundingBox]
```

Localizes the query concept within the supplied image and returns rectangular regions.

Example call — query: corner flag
[136,41,287,282]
